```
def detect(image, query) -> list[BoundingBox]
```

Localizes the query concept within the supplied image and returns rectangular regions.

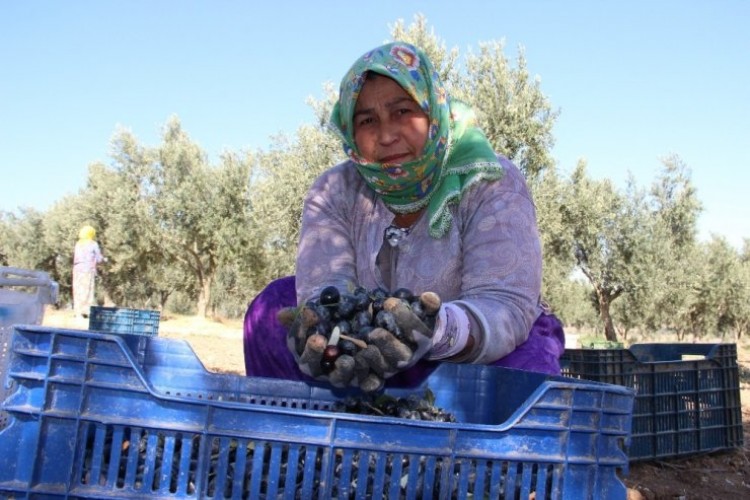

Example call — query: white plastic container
[0,266,58,429]
[0,267,58,329]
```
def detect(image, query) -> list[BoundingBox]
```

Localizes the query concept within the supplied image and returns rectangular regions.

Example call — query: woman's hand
[280,291,442,392]
[380,295,437,369]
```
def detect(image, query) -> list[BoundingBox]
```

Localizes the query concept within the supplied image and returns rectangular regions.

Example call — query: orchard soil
[44,309,750,499]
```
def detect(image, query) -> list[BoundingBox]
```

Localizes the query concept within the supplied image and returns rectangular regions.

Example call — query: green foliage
[0,208,50,271]
[688,236,748,339]
[639,157,703,339]
[559,162,631,340]
[463,42,558,179]
[391,15,558,180]
[389,14,462,93]
[250,123,344,278]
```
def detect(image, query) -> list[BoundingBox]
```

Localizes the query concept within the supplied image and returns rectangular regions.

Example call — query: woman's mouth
[379,153,410,164]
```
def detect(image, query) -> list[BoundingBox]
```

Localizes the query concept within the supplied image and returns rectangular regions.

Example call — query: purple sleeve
[243,276,313,381]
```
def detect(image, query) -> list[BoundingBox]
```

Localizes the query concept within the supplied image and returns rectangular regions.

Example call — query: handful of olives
[281,285,441,392]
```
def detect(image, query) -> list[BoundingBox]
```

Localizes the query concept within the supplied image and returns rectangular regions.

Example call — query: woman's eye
[357,116,374,127]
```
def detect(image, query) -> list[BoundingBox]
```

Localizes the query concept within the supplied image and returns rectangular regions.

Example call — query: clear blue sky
[2,1,748,248]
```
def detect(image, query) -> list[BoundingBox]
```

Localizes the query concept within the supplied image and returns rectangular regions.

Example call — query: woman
[72,225,104,318]
[244,42,564,387]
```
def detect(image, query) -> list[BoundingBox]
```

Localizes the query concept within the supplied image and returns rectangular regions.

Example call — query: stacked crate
[562,343,743,461]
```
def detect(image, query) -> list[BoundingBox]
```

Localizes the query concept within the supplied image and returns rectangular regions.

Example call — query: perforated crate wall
[561,343,743,461]
[0,325,635,499]
[88,306,160,336]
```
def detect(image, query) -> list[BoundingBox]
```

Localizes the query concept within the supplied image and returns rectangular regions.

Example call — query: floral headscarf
[331,42,504,238]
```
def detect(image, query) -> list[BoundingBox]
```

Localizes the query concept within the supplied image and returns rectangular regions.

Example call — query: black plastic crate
[561,343,744,461]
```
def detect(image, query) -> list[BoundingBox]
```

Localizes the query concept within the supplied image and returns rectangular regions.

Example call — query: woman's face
[353,74,430,164]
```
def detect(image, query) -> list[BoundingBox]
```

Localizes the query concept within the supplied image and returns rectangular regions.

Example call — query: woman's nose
[377,121,399,145]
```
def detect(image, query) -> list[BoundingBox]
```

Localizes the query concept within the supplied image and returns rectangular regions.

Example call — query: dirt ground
[43,309,750,499]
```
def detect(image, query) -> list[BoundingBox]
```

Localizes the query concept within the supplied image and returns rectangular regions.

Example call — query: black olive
[392,288,414,302]
[310,322,329,337]
[320,359,335,374]
[336,294,357,319]
[319,285,341,306]
[375,310,398,333]
[352,286,371,310]
[334,320,352,337]
[321,345,340,374]
[311,303,331,323]
[369,287,389,301]
[382,399,398,416]
[351,310,372,331]
[339,339,358,357]
[353,325,374,340]
[370,297,385,315]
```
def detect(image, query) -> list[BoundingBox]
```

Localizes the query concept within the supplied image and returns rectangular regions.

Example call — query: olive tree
[644,156,702,338]
[692,236,747,339]
[145,117,257,317]
[556,161,656,341]
[88,131,180,308]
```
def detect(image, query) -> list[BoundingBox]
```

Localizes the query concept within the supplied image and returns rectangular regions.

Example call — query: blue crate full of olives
[0,325,634,499]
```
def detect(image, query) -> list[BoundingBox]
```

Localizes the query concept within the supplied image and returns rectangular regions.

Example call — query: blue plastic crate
[561,343,744,461]
[88,306,160,336]
[0,325,635,499]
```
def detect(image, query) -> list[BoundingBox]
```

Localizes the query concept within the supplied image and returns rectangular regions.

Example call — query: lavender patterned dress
[244,157,565,386]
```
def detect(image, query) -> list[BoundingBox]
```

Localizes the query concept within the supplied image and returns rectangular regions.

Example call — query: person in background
[73,225,104,319]
[244,42,564,390]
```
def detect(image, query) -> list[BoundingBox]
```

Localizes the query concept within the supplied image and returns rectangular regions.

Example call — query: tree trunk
[196,274,212,318]
[159,291,170,311]
[599,295,618,342]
